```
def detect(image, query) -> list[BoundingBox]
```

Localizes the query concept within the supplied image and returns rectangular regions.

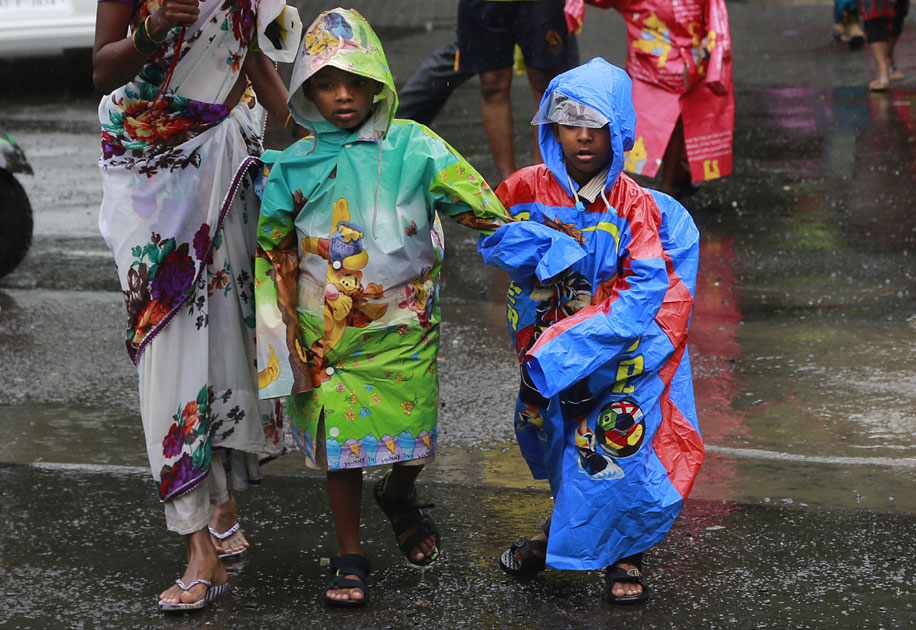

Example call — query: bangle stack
[132,16,167,56]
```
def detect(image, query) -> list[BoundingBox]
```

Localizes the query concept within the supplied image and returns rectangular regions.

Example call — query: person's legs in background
[397,40,473,125]
[659,118,691,197]
[479,67,518,182]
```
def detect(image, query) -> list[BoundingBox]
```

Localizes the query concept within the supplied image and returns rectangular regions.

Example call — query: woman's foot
[159,529,228,606]
[889,64,905,81]
[209,496,248,559]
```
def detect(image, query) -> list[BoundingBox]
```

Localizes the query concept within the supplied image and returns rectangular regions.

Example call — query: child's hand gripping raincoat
[566,0,734,184]
[254,8,509,470]
[479,58,703,569]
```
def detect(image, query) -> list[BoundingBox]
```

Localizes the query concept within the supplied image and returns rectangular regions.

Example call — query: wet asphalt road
[1,1,916,628]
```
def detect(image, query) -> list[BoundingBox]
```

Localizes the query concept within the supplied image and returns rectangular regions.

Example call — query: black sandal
[498,516,551,578]
[373,470,441,566]
[604,552,650,604]
[322,554,370,608]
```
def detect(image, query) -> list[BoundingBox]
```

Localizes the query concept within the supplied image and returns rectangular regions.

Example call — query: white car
[0,0,96,58]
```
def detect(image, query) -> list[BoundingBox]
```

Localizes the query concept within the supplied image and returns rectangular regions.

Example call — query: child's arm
[522,196,674,399]
[417,125,512,232]
[254,158,312,397]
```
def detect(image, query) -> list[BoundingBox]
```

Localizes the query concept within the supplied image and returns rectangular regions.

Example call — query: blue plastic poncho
[479,58,703,570]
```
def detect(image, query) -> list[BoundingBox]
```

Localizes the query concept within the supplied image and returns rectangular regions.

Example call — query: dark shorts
[863,0,909,42]
[456,0,571,73]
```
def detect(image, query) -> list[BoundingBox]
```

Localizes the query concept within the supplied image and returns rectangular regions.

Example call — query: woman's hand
[148,0,200,38]
[92,0,200,91]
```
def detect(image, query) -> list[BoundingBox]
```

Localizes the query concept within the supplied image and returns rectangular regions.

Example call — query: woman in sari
[92,0,300,611]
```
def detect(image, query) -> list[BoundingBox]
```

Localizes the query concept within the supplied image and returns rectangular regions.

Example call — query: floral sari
[97,0,300,500]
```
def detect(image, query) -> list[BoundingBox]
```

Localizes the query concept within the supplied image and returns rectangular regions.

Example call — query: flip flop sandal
[373,470,441,567]
[869,77,890,92]
[604,553,650,605]
[158,578,230,612]
[498,516,551,578]
[322,553,371,608]
[890,65,905,81]
[208,522,247,561]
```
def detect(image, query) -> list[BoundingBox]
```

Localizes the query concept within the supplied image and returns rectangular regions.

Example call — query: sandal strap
[208,522,241,540]
[510,535,547,559]
[175,578,213,591]
[397,511,440,553]
[616,552,644,571]
[389,503,436,536]
[605,565,643,583]
[606,552,645,584]
[326,553,371,580]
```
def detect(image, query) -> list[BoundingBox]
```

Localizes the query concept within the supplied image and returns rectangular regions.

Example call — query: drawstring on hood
[286,8,398,239]
[373,139,383,238]
[533,58,636,200]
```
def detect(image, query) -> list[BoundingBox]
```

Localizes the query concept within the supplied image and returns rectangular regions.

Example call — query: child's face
[552,123,612,186]
[305,66,382,130]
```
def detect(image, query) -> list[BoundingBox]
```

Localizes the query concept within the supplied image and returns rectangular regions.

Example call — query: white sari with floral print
[97,0,300,501]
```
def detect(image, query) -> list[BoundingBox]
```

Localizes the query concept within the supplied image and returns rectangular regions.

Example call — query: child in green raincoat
[254,8,510,607]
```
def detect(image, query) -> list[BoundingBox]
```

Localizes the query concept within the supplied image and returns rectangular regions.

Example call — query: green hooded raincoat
[254,8,509,469]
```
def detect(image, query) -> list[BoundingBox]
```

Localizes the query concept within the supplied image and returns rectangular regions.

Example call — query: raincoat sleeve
[252,0,302,63]
[523,198,671,399]
[478,175,586,283]
[478,221,586,283]
[416,124,511,232]
[254,149,311,399]
[704,0,732,96]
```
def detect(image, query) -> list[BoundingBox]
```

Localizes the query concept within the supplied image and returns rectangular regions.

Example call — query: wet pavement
[1,1,916,628]
[4,462,916,629]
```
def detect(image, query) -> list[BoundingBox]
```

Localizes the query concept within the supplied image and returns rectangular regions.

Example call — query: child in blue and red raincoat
[478,57,703,603]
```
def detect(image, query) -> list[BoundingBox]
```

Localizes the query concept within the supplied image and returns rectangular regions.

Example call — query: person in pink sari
[565,0,734,198]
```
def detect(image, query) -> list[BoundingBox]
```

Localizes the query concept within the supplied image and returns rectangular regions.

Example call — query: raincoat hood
[536,58,636,197]
[287,8,397,140]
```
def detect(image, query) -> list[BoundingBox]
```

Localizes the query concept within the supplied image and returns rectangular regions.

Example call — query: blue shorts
[456,0,571,73]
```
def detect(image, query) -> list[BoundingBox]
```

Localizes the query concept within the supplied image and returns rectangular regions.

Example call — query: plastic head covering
[287,8,397,140]
[531,92,609,129]
[533,58,636,196]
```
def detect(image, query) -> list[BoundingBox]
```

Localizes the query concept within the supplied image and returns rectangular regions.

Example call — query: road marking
[708,445,916,469]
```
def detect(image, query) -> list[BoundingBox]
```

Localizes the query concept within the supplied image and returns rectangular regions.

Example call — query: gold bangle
[145,15,168,44]
[284,112,294,129]
[132,24,157,55]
